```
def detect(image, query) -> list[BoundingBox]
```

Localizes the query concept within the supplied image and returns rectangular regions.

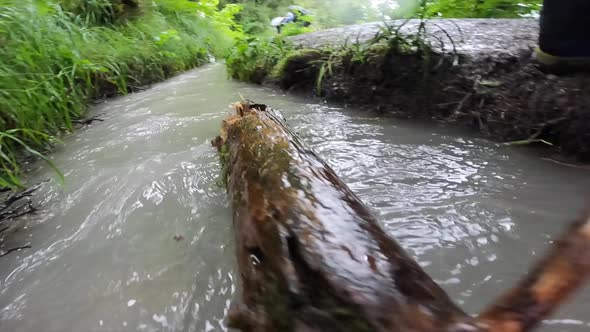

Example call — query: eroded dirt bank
[276,19,590,161]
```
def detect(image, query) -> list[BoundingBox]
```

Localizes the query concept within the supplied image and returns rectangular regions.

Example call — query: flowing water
[1,63,589,332]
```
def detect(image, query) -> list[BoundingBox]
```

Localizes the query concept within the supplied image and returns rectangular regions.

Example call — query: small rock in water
[173,234,184,242]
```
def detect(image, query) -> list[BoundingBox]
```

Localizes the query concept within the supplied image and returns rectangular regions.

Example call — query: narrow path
[289,19,539,60]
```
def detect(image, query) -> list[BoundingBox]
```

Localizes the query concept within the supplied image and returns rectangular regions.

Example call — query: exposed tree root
[0,182,46,257]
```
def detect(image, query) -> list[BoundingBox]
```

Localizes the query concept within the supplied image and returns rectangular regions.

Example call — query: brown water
[0,63,589,332]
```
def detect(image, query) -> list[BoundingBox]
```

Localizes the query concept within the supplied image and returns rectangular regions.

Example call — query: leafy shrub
[225,36,292,82]
[425,0,542,18]
[0,0,242,188]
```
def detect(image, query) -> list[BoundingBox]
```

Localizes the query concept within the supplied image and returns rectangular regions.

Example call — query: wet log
[214,102,590,332]
[214,102,467,331]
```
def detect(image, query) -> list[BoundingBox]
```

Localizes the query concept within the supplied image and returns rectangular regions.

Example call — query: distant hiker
[270,5,311,34]
[270,16,284,33]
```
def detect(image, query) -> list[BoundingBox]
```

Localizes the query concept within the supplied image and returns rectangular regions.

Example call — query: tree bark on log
[214,102,590,332]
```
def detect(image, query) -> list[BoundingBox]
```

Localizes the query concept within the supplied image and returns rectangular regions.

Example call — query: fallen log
[213,102,590,332]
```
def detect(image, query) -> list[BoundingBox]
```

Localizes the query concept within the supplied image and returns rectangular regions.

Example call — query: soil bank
[274,19,590,161]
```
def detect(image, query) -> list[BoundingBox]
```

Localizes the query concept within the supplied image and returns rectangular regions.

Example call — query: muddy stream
[1,63,589,332]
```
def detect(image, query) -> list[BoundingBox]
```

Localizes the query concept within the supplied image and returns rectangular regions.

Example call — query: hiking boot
[534,47,590,68]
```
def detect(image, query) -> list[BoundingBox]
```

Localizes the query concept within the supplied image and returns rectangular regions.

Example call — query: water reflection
[290,105,515,254]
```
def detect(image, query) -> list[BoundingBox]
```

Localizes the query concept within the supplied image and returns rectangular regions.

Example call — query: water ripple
[0,64,589,332]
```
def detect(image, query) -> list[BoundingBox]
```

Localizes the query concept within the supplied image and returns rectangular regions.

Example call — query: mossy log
[214,102,590,332]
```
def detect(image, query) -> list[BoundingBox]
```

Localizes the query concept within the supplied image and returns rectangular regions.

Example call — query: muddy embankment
[272,19,590,161]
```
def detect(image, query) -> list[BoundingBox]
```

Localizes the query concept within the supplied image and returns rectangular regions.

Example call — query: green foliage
[280,21,313,37]
[221,0,541,36]
[226,15,443,100]
[0,0,541,189]
[220,0,284,34]
[297,0,377,27]
[369,19,431,54]
[347,0,542,19]
[425,0,542,18]
[225,36,292,82]
[0,0,242,188]
[0,129,64,188]
[314,53,336,96]
[59,0,141,25]
[220,0,380,34]
[383,0,538,18]
[225,0,540,93]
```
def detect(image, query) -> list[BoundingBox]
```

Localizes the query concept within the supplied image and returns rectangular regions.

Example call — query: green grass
[0,0,242,189]
[225,36,293,82]
[425,0,542,18]
[225,17,437,96]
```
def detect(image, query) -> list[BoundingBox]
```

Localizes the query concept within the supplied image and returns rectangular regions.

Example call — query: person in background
[270,5,311,34]
[283,11,297,24]
[287,5,312,27]
[535,0,590,69]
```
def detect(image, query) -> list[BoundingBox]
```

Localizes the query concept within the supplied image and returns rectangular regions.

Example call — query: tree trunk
[213,102,590,332]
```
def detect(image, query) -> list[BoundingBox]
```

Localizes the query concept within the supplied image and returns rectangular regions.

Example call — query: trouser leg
[539,0,590,57]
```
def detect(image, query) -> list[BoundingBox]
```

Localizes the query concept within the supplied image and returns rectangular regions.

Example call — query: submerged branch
[478,211,590,332]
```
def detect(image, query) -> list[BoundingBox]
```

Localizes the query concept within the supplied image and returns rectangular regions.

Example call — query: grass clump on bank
[0,0,242,188]
[226,36,293,83]
[223,0,541,87]
[225,19,440,95]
